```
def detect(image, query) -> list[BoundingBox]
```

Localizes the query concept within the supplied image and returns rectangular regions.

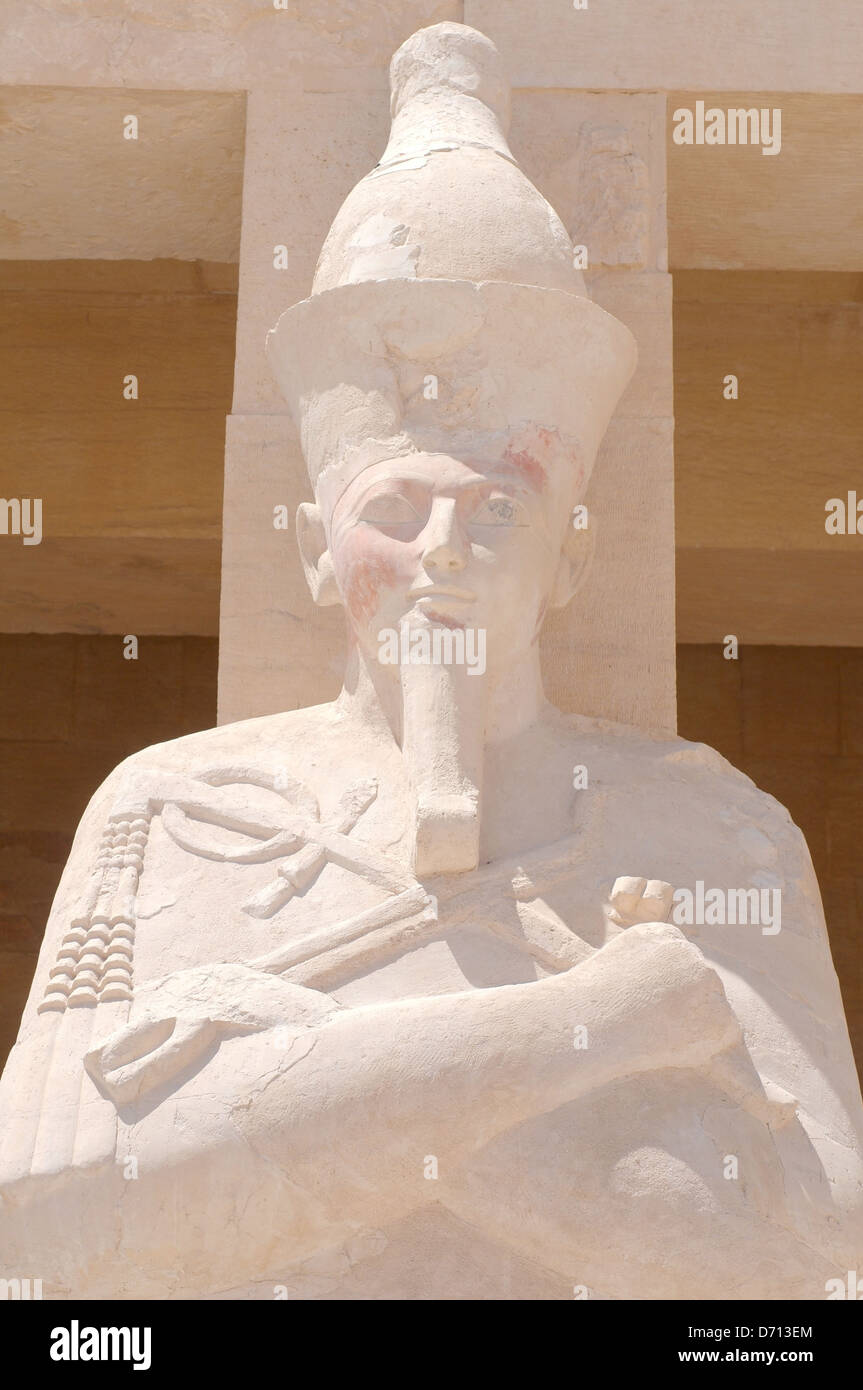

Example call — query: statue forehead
[319,425,576,526]
[335,452,549,503]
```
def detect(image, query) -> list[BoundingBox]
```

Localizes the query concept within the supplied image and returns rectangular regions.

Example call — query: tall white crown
[267,22,637,509]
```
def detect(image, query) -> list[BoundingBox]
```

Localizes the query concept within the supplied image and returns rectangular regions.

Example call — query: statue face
[327,452,571,675]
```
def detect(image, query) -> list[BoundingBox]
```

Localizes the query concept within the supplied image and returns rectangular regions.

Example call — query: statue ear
[296,503,341,607]
[549,511,595,610]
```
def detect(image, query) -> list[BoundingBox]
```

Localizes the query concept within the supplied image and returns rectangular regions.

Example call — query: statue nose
[421,498,467,572]
[425,542,466,572]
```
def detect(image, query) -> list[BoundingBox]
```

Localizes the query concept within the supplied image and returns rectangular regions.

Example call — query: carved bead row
[38,814,149,1014]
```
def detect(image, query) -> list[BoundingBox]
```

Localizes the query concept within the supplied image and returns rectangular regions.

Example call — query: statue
[1,22,861,1301]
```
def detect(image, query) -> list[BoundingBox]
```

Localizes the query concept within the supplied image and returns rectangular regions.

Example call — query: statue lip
[408,585,476,603]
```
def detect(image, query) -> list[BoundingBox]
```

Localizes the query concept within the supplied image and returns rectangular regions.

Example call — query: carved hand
[84,962,339,1105]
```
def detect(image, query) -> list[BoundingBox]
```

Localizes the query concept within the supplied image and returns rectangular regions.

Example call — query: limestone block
[510,92,666,273]
[828,762,863,878]
[589,271,672,420]
[0,260,234,296]
[669,95,863,271]
[233,89,389,414]
[674,270,863,646]
[545,416,676,731]
[719,755,831,886]
[742,648,842,759]
[676,644,744,762]
[0,954,40,1076]
[0,1,461,90]
[676,548,863,646]
[0,537,220,635]
[72,637,187,745]
[0,635,76,740]
[0,259,233,634]
[840,653,863,757]
[0,89,244,261]
[2,412,225,538]
[218,415,344,724]
[0,742,128,834]
[466,1,863,93]
[0,298,236,414]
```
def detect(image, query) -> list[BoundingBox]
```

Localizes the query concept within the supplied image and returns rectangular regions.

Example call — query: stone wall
[0,259,235,635]
[675,271,863,646]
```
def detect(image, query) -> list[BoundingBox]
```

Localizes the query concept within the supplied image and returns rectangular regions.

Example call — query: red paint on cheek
[343,548,398,626]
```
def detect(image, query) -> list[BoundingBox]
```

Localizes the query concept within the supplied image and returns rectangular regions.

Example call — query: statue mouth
[407,588,478,629]
[408,585,477,603]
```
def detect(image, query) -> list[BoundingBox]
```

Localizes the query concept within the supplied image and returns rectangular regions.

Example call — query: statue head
[270,277,634,683]
[267,23,637,875]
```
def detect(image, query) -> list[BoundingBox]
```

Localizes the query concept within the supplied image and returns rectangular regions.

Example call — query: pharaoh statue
[1,22,862,1301]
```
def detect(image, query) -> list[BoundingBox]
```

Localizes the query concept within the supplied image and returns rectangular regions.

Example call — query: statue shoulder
[76,702,340,812]
[12,702,345,1021]
[558,710,811,871]
[557,709,756,788]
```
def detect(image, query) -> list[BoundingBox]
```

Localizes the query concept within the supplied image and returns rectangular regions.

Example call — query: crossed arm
[88,920,748,1184]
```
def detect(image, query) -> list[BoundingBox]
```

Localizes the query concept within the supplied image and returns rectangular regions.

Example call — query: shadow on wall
[678,643,863,1080]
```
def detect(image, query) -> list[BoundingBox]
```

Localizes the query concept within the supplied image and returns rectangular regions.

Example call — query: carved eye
[359,494,422,527]
[470,495,526,527]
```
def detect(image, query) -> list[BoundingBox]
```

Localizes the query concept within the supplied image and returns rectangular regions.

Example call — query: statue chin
[2,20,863,1302]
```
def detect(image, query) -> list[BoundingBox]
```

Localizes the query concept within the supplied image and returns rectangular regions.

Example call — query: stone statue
[1,22,861,1301]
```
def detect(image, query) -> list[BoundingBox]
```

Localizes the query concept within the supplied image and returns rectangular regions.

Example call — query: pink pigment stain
[503,444,547,493]
[424,609,466,631]
[344,550,398,626]
[502,425,570,494]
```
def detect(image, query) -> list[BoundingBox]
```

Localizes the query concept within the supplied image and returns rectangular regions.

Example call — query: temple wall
[3,2,861,93]
[0,259,234,634]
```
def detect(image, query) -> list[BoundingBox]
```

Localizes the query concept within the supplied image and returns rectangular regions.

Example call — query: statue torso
[5,702,862,1299]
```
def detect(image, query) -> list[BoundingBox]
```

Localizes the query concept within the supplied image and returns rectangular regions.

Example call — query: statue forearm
[231,922,743,1221]
[0,924,760,1293]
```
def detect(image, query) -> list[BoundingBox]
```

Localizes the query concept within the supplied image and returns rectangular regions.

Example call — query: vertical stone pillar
[509,92,675,730]
[219,81,675,733]
[218,79,389,724]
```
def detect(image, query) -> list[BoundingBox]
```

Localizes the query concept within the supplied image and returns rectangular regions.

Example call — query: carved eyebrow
[349,473,431,504]
[352,472,534,500]
[476,477,534,495]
